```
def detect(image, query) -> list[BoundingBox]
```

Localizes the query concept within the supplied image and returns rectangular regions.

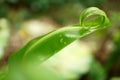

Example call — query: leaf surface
[8,7,110,80]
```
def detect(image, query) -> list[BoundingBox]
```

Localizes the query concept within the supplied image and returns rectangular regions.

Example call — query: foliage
[88,60,107,80]
[0,0,106,17]
[2,7,109,80]
[78,0,105,7]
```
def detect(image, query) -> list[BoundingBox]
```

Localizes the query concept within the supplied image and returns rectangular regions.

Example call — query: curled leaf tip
[80,7,109,29]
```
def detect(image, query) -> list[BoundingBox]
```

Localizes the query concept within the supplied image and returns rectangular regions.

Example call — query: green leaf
[0,67,8,80]
[111,77,120,80]
[89,60,107,80]
[80,7,109,29]
[8,7,109,80]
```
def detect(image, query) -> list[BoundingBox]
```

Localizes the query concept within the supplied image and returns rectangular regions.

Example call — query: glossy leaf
[8,7,109,80]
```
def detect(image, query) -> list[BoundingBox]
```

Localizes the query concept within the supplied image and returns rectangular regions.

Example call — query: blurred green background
[0,0,120,80]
